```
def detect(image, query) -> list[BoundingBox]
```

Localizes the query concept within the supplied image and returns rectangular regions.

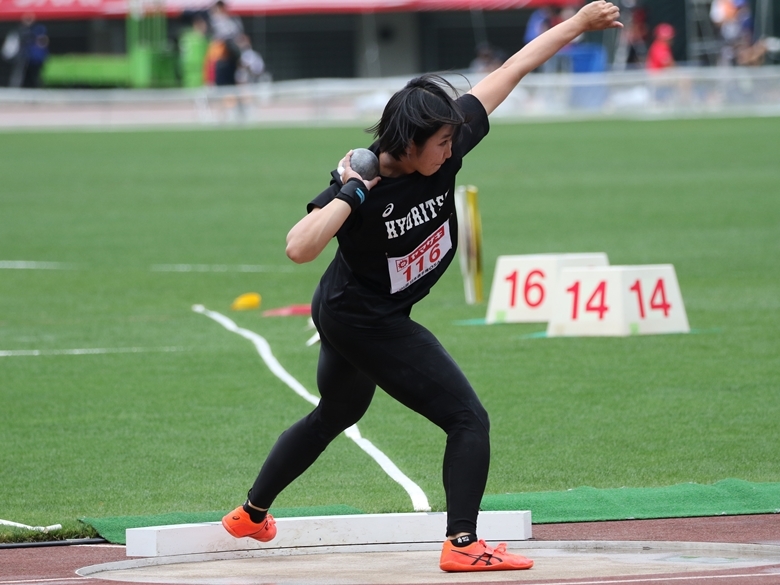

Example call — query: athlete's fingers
[337,150,354,183]
[580,0,622,31]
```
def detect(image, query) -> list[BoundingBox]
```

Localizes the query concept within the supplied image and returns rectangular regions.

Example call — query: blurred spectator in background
[729,0,770,66]
[710,0,763,65]
[525,7,566,72]
[734,35,768,66]
[207,0,244,86]
[25,22,48,87]
[2,13,49,88]
[469,42,504,74]
[646,23,675,71]
[524,7,552,45]
[179,12,209,87]
[624,1,648,67]
[710,0,740,60]
[646,22,682,105]
[2,13,32,87]
[235,34,266,84]
[554,7,594,73]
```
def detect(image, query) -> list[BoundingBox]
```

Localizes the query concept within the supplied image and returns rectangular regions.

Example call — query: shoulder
[454,94,490,156]
[457,93,488,118]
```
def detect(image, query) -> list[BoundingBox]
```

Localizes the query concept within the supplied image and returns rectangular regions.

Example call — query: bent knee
[443,402,490,437]
[308,400,370,441]
[471,403,490,435]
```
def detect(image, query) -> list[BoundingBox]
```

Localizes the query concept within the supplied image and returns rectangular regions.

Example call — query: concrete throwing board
[126,511,532,557]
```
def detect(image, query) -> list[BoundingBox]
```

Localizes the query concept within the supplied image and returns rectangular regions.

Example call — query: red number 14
[629,278,671,318]
[566,280,609,320]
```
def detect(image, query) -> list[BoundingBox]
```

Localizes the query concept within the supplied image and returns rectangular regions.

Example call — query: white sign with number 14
[546,265,690,337]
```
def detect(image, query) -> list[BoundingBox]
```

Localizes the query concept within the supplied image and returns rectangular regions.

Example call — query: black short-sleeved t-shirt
[308,93,489,325]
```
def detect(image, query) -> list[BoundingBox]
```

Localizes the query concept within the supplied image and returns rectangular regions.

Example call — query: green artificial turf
[482,478,780,523]
[1,117,778,542]
[76,479,780,544]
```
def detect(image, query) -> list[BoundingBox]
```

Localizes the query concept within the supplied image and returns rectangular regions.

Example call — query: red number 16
[505,269,546,308]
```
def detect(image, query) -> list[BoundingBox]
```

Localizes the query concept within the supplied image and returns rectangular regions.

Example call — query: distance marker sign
[546,265,690,337]
[486,253,609,324]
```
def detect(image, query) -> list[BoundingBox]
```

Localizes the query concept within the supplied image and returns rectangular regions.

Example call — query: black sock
[243,500,267,523]
[450,533,478,547]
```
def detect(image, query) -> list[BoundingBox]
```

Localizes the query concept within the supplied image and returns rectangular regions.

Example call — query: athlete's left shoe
[439,539,534,572]
[221,506,277,542]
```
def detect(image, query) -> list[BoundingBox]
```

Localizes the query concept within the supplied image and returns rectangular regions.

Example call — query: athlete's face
[408,125,455,176]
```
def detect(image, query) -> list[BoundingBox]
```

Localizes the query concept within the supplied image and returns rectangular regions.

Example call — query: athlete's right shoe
[221,506,277,542]
[439,539,534,572]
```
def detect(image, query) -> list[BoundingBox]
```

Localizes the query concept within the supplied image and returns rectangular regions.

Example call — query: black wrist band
[334,178,367,212]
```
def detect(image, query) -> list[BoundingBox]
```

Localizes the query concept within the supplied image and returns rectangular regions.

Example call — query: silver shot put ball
[350,148,380,181]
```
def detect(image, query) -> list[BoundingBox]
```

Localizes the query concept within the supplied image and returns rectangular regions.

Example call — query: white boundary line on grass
[191,304,431,512]
[0,261,75,270]
[0,347,185,357]
[0,518,62,532]
[151,264,296,273]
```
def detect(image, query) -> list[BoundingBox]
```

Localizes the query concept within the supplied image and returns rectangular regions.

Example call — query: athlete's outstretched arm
[468,1,622,115]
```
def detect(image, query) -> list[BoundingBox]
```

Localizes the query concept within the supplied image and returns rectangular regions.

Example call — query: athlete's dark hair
[367,74,466,160]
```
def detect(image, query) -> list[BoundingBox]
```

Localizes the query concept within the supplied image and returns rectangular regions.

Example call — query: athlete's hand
[337,151,381,191]
[574,1,622,32]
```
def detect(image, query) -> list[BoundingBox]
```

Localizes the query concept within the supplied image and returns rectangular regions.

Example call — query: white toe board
[126,511,532,557]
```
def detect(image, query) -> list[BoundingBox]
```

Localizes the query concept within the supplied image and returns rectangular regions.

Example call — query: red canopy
[0,0,581,21]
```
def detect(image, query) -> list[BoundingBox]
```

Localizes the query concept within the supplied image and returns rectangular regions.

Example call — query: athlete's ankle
[448,533,478,547]
[242,499,268,523]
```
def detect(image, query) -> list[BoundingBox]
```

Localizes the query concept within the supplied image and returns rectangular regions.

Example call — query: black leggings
[248,287,490,536]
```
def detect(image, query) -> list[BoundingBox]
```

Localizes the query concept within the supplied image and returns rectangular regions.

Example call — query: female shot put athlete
[223,2,621,572]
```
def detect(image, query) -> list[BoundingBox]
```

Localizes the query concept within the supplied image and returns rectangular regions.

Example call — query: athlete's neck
[379,151,415,178]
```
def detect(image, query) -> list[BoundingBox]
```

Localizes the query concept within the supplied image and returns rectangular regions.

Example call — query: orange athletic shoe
[440,539,534,572]
[221,506,277,542]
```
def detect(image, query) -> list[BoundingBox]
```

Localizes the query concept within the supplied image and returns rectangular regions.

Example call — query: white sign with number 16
[485,253,609,324]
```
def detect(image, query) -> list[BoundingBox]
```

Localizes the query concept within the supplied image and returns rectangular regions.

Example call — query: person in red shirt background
[646,23,675,71]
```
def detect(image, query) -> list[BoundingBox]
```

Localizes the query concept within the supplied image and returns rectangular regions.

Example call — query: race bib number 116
[388,220,452,294]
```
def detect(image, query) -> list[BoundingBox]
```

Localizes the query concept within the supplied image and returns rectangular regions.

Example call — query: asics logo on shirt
[382,203,394,217]
[384,192,448,239]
